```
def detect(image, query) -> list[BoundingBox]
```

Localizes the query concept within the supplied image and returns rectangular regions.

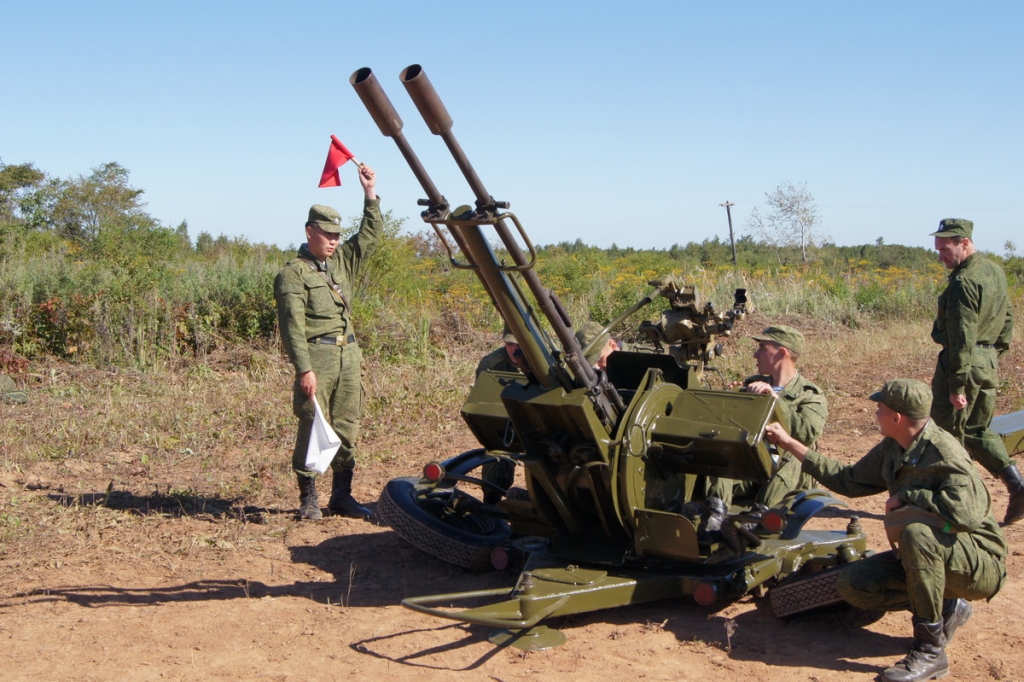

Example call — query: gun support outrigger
[353,65,869,650]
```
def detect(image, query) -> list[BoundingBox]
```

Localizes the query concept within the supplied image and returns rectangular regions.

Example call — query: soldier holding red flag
[274,162,380,521]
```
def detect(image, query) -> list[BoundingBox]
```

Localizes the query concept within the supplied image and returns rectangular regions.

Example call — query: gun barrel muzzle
[350,67,404,138]
[400,64,453,136]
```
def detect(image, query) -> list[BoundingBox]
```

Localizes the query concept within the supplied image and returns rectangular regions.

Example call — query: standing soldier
[275,164,380,521]
[929,219,1021,524]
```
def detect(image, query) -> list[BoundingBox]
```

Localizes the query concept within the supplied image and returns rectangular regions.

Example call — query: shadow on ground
[49,487,284,522]
[16,489,899,677]
[1,525,514,612]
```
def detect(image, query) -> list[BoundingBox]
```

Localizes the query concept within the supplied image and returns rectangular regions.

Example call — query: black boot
[329,468,374,521]
[941,598,972,644]
[481,459,515,505]
[704,496,727,532]
[881,618,949,682]
[482,488,504,505]
[1000,464,1024,525]
[297,474,322,521]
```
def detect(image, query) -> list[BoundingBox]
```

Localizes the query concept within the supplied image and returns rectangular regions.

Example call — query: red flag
[318,135,355,187]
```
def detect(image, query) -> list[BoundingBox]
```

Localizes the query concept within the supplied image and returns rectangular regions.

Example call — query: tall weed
[2,223,1012,368]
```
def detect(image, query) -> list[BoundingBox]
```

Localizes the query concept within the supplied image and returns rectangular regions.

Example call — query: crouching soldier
[765,379,1006,682]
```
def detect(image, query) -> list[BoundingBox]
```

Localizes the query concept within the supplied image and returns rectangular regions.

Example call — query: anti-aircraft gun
[351,65,868,650]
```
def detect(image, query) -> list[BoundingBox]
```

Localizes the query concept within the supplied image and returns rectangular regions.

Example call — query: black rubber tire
[769,565,847,618]
[377,477,511,571]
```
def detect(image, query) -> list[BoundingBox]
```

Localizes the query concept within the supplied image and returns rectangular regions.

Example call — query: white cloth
[304,398,341,474]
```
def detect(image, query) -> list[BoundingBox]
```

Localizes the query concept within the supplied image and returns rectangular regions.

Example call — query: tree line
[1,159,1020,370]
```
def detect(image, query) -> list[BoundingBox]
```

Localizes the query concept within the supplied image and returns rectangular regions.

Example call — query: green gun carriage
[351,64,871,649]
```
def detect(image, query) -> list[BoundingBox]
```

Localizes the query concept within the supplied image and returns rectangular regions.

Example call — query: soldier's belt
[310,334,356,346]
[975,343,995,349]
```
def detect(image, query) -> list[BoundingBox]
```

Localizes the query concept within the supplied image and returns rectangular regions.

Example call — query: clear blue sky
[3,1,1022,253]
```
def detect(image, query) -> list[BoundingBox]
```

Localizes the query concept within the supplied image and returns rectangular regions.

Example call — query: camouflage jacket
[475,346,519,378]
[931,252,1014,392]
[274,198,382,374]
[802,421,1007,558]
[744,372,827,447]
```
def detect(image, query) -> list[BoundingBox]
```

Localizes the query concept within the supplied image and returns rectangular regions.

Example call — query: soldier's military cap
[869,378,932,419]
[575,321,611,366]
[930,218,973,240]
[307,204,344,233]
[751,324,805,357]
[501,325,517,345]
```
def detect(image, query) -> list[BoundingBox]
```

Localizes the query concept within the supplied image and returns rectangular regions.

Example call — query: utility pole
[720,200,737,265]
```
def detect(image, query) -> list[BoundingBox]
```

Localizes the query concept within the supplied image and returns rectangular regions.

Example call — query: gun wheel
[769,565,847,618]
[378,477,511,571]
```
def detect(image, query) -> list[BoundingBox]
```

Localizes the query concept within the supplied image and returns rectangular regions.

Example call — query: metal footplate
[769,565,847,618]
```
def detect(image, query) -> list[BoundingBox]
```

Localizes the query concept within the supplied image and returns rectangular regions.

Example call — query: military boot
[481,459,515,505]
[297,474,322,521]
[941,598,972,644]
[328,468,374,521]
[881,618,948,682]
[704,496,728,532]
[999,464,1024,525]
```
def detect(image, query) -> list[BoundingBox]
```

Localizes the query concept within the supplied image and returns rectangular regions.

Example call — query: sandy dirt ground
[1,336,1023,681]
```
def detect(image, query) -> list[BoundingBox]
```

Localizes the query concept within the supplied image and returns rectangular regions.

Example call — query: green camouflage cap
[751,324,805,357]
[930,218,973,240]
[307,204,343,233]
[501,324,517,345]
[575,321,611,366]
[869,378,932,419]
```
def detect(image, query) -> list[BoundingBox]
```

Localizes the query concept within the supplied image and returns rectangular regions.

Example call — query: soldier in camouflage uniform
[475,326,523,377]
[474,326,524,503]
[575,321,621,371]
[929,218,1022,525]
[765,379,1006,682]
[274,164,380,521]
[707,325,828,513]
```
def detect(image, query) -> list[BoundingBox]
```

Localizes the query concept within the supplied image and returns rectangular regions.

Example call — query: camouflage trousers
[291,342,363,477]
[931,347,1012,476]
[836,522,1005,623]
[707,453,813,509]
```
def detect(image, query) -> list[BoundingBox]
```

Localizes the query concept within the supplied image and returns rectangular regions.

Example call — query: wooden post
[720,201,737,265]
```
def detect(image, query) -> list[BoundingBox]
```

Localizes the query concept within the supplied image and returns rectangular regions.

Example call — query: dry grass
[1,313,1021,600]
[0,331,495,596]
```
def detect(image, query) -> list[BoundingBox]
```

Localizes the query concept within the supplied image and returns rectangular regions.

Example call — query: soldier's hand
[884,494,905,513]
[764,422,807,461]
[359,164,377,200]
[745,381,773,395]
[299,371,317,401]
[949,393,967,410]
[764,422,788,445]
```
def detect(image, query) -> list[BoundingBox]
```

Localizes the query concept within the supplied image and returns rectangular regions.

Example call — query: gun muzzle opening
[349,67,404,138]
[400,64,453,135]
